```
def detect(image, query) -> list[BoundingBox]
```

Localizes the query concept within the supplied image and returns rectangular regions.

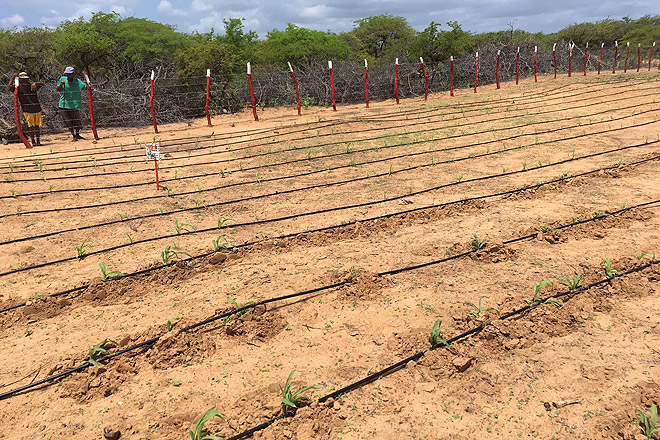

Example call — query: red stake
[329,61,336,111]
[420,57,429,100]
[394,58,400,103]
[534,46,538,82]
[598,43,604,74]
[84,72,99,140]
[154,159,160,191]
[474,52,479,92]
[568,43,573,77]
[12,78,32,149]
[613,41,618,74]
[650,42,656,70]
[552,43,557,79]
[288,62,301,116]
[516,47,520,84]
[624,42,630,72]
[450,56,455,96]
[149,70,158,134]
[637,44,641,72]
[247,62,258,121]
[364,59,369,108]
[583,42,589,76]
[495,50,501,89]
[205,69,212,126]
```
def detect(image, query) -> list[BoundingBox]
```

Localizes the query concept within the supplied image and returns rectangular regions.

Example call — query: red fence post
[516,47,520,84]
[534,46,538,82]
[247,62,258,121]
[568,43,573,77]
[598,43,604,74]
[473,52,479,92]
[637,43,641,72]
[650,42,656,70]
[420,57,429,100]
[288,62,301,116]
[84,72,100,140]
[495,50,500,89]
[329,60,336,111]
[450,56,455,96]
[552,43,557,79]
[364,59,369,108]
[205,68,212,126]
[149,70,158,134]
[584,42,589,75]
[613,41,618,74]
[624,42,630,72]
[13,77,32,149]
[394,58,400,104]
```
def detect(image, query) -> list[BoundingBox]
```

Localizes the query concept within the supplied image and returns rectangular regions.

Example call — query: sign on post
[146,142,161,190]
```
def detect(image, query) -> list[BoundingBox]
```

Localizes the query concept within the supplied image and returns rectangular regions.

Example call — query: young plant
[189,407,226,440]
[637,404,659,440]
[217,216,231,228]
[280,370,321,415]
[429,319,449,347]
[212,235,233,251]
[470,233,487,251]
[525,280,553,304]
[559,274,582,290]
[99,263,123,281]
[174,219,195,234]
[224,298,255,323]
[604,258,618,279]
[463,296,499,317]
[75,240,90,259]
[637,251,656,262]
[87,340,115,366]
[162,245,194,266]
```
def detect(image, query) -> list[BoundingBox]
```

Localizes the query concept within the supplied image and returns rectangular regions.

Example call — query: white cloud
[111,5,129,15]
[1,13,26,28]
[157,0,187,16]
[191,0,213,13]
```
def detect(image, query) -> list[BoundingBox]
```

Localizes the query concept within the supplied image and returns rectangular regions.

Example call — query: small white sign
[146,142,161,161]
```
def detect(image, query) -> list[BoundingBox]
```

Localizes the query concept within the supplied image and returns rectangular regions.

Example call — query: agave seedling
[604,258,618,279]
[189,407,226,440]
[87,340,115,366]
[75,240,90,259]
[429,319,449,347]
[470,233,487,251]
[559,274,582,290]
[99,263,124,281]
[637,404,659,440]
[463,296,500,317]
[280,370,322,416]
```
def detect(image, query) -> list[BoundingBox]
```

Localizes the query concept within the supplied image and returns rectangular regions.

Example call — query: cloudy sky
[1,0,659,36]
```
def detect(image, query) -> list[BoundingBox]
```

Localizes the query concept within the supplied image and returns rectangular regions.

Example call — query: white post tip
[328,60,332,69]
[287,62,293,72]
[553,43,556,51]
[615,41,618,47]
[638,43,641,47]
[586,42,588,48]
[420,57,424,64]
[14,77,19,87]
[534,46,537,52]
[497,50,500,55]
[517,46,520,53]
[654,42,656,47]
[395,57,399,65]
[247,62,251,75]
[150,70,155,80]
[364,59,368,68]
[450,55,453,61]
[627,42,629,47]
[475,52,478,58]
[206,69,210,77]
[601,43,605,48]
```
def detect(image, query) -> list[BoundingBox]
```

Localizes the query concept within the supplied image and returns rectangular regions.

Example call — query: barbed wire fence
[0,42,650,143]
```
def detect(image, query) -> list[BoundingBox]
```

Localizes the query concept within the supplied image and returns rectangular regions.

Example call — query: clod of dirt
[103,427,121,440]
[452,357,473,372]
[209,252,228,265]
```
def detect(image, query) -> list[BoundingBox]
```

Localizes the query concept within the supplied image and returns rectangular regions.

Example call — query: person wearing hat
[56,66,88,142]
[7,72,45,146]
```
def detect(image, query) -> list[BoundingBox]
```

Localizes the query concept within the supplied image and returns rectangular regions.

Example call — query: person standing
[7,72,45,146]
[56,66,87,142]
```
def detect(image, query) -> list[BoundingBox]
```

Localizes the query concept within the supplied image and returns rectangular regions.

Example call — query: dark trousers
[59,108,82,131]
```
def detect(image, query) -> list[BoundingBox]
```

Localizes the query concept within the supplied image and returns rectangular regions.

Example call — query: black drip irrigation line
[1,111,657,250]
[226,260,659,440]
[3,78,650,177]
[0,194,657,402]
[1,80,578,167]
[3,92,657,211]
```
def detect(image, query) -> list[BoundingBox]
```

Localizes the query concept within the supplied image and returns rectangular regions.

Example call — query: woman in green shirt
[56,66,88,142]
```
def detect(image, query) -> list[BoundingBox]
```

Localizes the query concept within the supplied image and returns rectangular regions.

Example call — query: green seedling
[167,316,181,331]
[224,298,255,324]
[604,258,618,279]
[471,233,487,251]
[174,219,195,234]
[161,245,194,266]
[99,263,123,281]
[8,163,15,172]
[217,216,231,228]
[124,233,134,243]
[87,340,115,366]
[637,251,656,262]
[280,370,322,416]
[48,184,55,192]
[429,319,449,347]
[594,209,615,219]
[34,160,44,172]
[525,280,553,304]
[75,240,90,259]
[189,407,226,440]
[637,404,659,440]
[463,296,499,317]
[559,274,582,290]
[213,235,233,251]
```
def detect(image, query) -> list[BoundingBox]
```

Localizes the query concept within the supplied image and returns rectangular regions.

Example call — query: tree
[342,14,416,63]
[0,27,57,79]
[411,21,472,63]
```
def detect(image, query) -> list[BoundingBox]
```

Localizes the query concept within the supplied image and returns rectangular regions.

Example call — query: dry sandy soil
[0,71,659,440]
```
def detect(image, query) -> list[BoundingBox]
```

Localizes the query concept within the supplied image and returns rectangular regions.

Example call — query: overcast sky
[1,0,659,36]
